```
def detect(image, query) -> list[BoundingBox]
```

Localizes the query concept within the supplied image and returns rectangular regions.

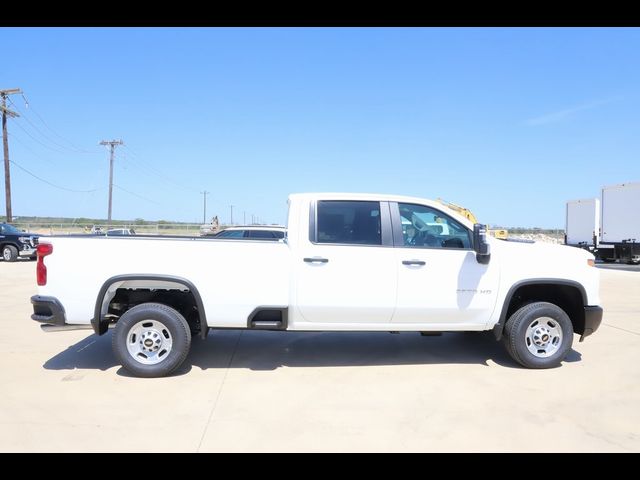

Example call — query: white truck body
[597,182,640,264]
[601,182,640,243]
[31,193,603,376]
[565,198,599,247]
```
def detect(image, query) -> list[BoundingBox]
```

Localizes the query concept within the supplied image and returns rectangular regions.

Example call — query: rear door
[295,200,397,324]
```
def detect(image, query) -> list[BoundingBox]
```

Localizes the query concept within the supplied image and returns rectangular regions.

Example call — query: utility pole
[201,191,209,224]
[1,88,22,223]
[99,139,123,223]
[243,211,246,224]
[230,205,234,225]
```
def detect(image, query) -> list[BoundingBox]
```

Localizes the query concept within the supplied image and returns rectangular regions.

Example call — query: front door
[391,202,499,327]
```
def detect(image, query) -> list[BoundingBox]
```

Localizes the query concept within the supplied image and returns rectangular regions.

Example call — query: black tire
[2,245,18,262]
[112,302,191,378]
[503,302,573,369]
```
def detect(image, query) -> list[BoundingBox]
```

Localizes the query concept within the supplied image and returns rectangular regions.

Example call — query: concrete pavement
[0,260,638,452]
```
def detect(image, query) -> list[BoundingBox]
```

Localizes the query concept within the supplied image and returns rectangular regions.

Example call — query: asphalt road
[1,261,639,452]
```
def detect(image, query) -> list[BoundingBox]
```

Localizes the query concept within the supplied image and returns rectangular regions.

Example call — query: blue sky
[2,27,639,227]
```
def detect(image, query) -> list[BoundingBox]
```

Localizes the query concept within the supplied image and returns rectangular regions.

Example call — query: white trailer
[565,198,599,250]
[598,182,640,264]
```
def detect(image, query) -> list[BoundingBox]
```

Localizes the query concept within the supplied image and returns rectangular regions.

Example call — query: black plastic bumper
[580,306,603,342]
[31,295,67,326]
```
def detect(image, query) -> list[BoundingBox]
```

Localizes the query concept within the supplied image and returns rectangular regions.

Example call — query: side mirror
[473,224,491,264]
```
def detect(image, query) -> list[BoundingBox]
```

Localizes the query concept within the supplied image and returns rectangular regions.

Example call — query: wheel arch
[1,241,19,251]
[92,274,208,338]
[493,279,586,341]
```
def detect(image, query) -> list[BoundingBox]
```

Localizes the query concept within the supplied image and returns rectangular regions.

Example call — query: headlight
[18,236,31,243]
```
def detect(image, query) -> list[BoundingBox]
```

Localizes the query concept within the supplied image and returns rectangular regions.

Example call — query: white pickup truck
[31,193,602,377]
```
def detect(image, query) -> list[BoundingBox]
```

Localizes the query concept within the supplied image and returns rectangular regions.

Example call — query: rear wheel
[2,245,18,262]
[112,302,191,378]
[503,302,573,369]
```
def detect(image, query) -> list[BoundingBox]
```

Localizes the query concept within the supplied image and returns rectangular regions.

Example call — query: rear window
[248,230,280,239]
[316,201,381,245]
[216,230,244,238]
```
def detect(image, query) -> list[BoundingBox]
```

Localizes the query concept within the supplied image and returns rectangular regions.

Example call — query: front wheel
[2,245,18,262]
[112,303,191,378]
[503,302,573,369]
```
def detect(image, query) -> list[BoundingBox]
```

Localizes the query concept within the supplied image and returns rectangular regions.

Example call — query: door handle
[402,260,426,266]
[304,257,329,263]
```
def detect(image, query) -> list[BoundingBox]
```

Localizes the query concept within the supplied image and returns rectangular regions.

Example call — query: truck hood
[4,231,40,239]
[491,237,593,269]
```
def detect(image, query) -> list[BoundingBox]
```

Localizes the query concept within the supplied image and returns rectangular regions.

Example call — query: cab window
[398,203,471,249]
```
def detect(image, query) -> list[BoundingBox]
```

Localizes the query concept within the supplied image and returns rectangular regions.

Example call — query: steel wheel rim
[2,248,10,261]
[126,319,173,365]
[525,316,563,358]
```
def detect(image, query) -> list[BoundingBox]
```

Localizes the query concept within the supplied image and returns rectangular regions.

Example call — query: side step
[247,307,288,330]
[41,323,116,333]
[41,324,94,333]
[250,320,285,330]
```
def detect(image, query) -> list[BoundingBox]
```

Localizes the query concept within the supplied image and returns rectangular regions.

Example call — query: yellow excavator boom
[436,198,508,239]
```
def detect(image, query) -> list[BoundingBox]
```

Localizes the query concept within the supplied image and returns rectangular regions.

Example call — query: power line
[7,97,99,154]
[121,144,197,193]
[113,184,162,206]
[7,132,56,164]
[10,160,101,193]
[10,118,72,154]
[16,94,99,154]
[100,139,123,222]
[116,149,184,189]
[11,130,105,189]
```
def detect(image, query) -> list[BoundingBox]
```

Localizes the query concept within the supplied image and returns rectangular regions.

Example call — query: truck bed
[39,235,290,327]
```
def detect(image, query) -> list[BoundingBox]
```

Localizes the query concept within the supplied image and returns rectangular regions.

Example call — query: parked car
[105,228,136,236]
[211,225,286,240]
[31,192,602,377]
[0,223,39,261]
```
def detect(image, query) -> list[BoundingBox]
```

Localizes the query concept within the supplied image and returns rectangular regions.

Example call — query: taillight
[36,243,53,286]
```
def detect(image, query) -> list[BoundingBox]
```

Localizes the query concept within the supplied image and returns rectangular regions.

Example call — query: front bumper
[31,295,67,326]
[18,246,36,257]
[580,306,603,342]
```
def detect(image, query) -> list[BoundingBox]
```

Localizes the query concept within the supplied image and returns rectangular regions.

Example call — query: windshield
[1,224,22,234]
